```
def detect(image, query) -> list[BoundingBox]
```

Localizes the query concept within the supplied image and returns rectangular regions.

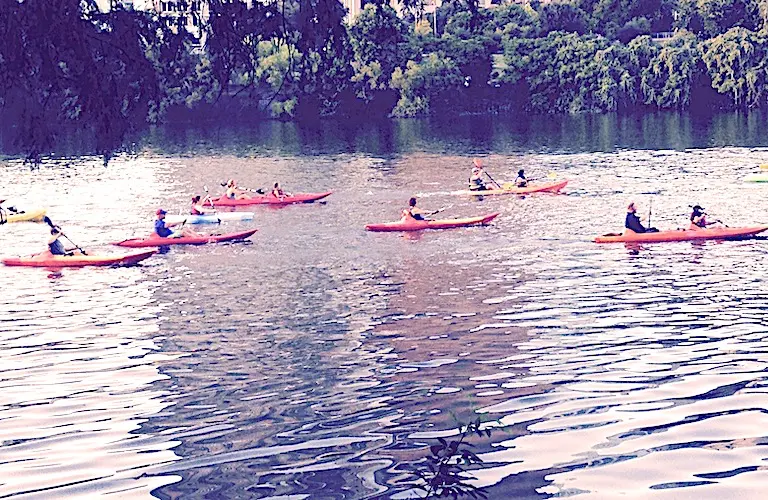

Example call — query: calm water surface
[1,113,768,499]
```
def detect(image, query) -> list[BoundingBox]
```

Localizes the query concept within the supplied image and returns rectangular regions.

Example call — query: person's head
[409,197,417,207]
[50,227,60,235]
[692,205,704,214]
[274,182,279,189]
[518,169,525,176]
[156,208,167,219]
[192,195,201,203]
[627,202,636,213]
[227,179,235,188]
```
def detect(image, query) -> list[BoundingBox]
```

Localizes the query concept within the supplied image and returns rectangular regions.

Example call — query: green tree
[538,3,589,35]
[640,31,701,108]
[390,53,464,117]
[500,32,638,113]
[701,27,768,107]
[0,0,181,163]
[697,0,760,37]
[348,4,409,104]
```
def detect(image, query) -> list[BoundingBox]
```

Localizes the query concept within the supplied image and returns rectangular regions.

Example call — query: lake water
[2,112,768,499]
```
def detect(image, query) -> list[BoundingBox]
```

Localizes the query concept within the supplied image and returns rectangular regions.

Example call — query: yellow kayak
[1,208,47,223]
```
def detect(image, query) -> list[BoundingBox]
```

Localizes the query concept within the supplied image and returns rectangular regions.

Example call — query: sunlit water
[1,113,768,499]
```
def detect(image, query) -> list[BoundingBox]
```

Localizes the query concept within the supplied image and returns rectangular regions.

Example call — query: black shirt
[625,212,647,233]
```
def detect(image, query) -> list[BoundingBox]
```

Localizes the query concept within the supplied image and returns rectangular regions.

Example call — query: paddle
[484,171,502,190]
[501,172,558,189]
[203,185,216,210]
[43,216,87,255]
[648,199,652,229]
[219,181,265,194]
[426,204,453,217]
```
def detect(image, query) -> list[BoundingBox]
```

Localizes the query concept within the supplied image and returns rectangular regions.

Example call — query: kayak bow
[366,213,500,232]
[112,229,258,247]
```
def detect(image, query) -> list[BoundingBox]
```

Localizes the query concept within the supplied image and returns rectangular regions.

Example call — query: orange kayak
[3,250,156,267]
[452,180,568,196]
[595,226,768,243]
[366,213,499,232]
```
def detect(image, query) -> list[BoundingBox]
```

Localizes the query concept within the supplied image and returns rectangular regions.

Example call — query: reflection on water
[2,112,768,498]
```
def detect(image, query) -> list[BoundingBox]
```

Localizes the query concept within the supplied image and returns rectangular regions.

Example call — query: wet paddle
[648,199,652,229]
[43,216,87,255]
[426,204,454,217]
[484,171,502,189]
[203,185,216,210]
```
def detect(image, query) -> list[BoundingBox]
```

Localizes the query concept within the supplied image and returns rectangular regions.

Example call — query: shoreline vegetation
[2,0,768,164]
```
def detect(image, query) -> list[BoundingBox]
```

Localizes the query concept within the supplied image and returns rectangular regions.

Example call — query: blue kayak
[164,212,254,224]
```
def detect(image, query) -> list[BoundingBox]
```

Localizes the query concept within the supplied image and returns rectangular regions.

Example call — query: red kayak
[366,213,500,232]
[210,191,332,206]
[113,229,258,248]
[595,226,768,243]
[2,250,156,268]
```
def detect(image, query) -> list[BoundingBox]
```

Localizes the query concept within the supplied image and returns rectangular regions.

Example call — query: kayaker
[155,209,199,238]
[403,197,429,221]
[48,227,74,256]
[0,199,20,224]
[689,205,714,229]
[469,159,487,191]
[514,169,528,188]
[271,182,290,198]
[225,179,250,200]
[191,195,210,215]
[625,202,658,233]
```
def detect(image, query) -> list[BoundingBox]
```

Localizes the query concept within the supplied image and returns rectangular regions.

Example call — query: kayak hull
[112,229,258,247]
[210,192,332,206]
[452,180,568,196]
[366,213,500,232]
[1,208,47,223]
[595,226,768,243]
[2,250,156,267]
[164,212,254,224]
[744,173,768,182]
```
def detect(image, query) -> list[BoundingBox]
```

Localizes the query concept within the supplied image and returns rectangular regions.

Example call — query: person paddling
[155,209,198,238]
[191,195,208,215]
[514,169,528,188]
[468,159,487,191]
[625,202,658,233]
[47,227,76,256]
[689,205,715,229]
[403,197,430,221]
[225,179,250,200]
[271,182,290,198]
[0,198,22,223]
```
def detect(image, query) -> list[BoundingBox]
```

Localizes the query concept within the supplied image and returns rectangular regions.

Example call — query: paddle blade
[502,182,515,190]
[761,164,768,170]
[547,172,558,179]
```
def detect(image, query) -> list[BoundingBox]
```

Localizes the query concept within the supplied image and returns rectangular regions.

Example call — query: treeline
[3,0,768,161]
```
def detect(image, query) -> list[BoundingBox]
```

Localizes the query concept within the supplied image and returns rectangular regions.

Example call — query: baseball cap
[156,209,167,215]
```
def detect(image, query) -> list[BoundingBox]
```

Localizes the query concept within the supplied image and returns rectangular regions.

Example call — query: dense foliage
[5,0,768,159]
